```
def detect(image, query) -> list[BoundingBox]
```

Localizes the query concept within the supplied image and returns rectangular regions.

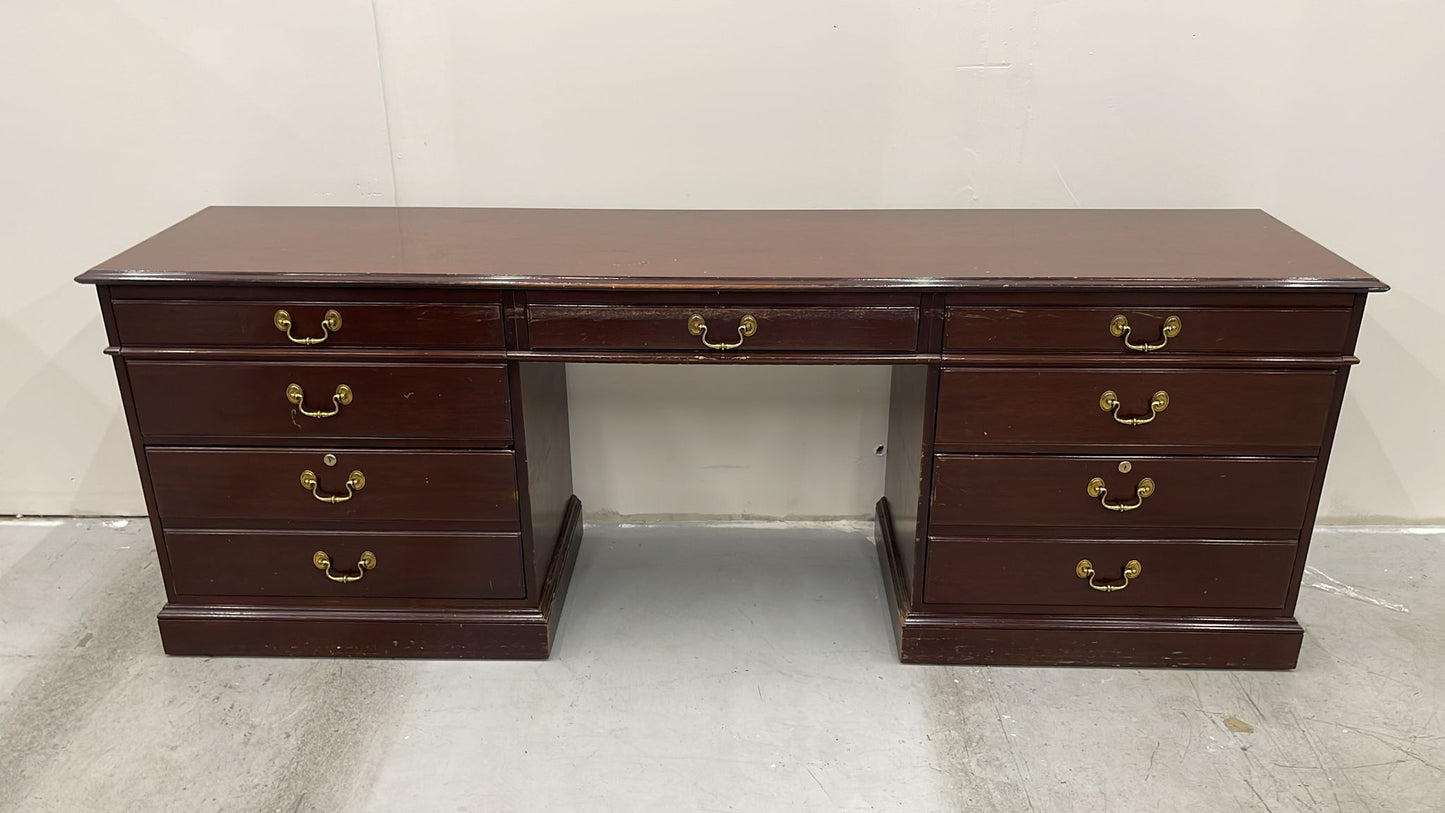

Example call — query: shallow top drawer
[526,304,919,353]
[945,304,1355,356]
[110,291,504,349]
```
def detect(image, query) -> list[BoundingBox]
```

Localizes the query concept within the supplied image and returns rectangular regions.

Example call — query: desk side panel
[882,364,938,600]
[97,284,178,603]
[513,362,575,596]
[1282,292,1371,614]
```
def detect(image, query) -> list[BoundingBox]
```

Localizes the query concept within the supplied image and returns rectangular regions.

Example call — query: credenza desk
[78,207,1385,668]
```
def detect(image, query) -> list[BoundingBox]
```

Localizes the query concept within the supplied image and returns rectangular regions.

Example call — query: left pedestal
[90,284,578,659]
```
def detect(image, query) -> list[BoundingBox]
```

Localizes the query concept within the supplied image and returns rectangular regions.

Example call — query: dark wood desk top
[78,206,1385,292]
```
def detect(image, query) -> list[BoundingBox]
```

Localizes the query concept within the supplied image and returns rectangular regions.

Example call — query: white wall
[2,1,1441,521]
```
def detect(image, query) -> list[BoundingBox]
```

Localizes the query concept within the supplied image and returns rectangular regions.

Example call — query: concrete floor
[0,520,1440,812]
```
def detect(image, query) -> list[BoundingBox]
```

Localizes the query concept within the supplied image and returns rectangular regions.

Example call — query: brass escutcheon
[300,469,366,503]
[1099,389,1170,425]
[687,313,757,350]
[1076,558,1142,592]
[1108,314,1181,352]
[1086,476,1156,512]
[274,308,342,345]
[313,550,377,583]
[286,383,353,418]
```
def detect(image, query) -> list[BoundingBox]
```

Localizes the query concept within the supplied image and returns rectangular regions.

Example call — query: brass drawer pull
[1109,314,1181,352]
[313,550,376,583]
[1099,390,1169,425]
[300,469,366,503]
[688,314,757,350]
[1076,558,1142,592]
[1086,476,1155,512]
[286,383,353,418]
[274,308,342,345]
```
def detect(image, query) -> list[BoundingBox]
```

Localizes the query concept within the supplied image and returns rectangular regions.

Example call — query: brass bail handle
[313,550,377,583]
[1076,559,1142,592]
[688,314,757,350]
[1099,390,1170,425]
[286,383,353,418]
[300,469,366,503]
[1086,476,1155,512]
[1109,314,1181,352]
[274,308,343,345]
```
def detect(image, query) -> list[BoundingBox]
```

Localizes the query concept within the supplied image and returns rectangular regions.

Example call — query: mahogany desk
[77,208,1386,667]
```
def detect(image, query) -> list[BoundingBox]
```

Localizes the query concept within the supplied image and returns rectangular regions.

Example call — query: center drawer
[147,448,519,532]
[165,530,526,600]
[526,304,919,352]
[931,454,1316,534]
[935,367,1336,453]
[128,361,511,444]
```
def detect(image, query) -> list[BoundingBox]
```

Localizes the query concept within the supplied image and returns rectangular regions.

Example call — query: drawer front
[936,368,1336,453]
[112,299,504,349]
[128,362,511,444]
[945,306,1354,355]
[526,305,919,352]
[923,537,1297,609]
[166,531,525,599]
[147,448,518,531]
[931,454,1315,533]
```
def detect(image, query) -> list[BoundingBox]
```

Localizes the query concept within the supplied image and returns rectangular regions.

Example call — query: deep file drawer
[128,361,512,444]
[934,367,1336,453]
[930,454,1317,535]
[147,448,520,532]
[923,536,1298,609]
[165,531,527,600]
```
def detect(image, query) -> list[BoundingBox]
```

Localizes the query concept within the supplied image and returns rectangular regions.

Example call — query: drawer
[526,304,919,352]
[128,362,511,444]
[923,536,1297,609]
[930,454,1315,533]
[945,305,1354,355]
[935,367,1336,453]
[147,448,518,532]
[166,530,525,599]
[112,295,504,349]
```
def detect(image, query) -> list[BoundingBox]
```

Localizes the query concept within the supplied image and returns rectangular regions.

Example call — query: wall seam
[368,0,402,205]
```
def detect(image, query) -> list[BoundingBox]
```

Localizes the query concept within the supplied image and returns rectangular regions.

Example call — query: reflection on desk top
[76,207,1386,292]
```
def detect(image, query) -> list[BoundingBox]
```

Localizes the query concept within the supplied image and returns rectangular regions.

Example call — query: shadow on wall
[1,289,146,516]
[1319,290,1445,523]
